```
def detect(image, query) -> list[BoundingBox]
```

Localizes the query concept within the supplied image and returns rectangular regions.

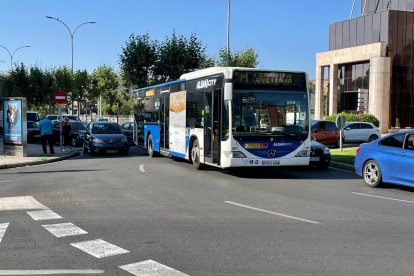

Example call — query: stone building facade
[315,0,414,132]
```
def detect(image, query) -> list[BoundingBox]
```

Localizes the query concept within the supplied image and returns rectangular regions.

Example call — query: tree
[29,66,54,113]
[154,32,211,82]
[217,46,259,67]
[119,33,157,88]
[90,65,121,116]
[53,67,74,113]
[73,70,91,115]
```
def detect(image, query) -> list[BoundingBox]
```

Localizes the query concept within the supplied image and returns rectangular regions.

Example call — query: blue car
[354,130,414,188]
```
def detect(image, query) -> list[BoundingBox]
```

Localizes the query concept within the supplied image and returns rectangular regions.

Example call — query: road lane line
[225,201,320,224]
[42,222,88,238]
[0,196,48,211]
[352,192,414,204]
[27,210,62,221]
[71,239,129,258]
[0,223,9,242]
[119,260,189,276]
[0,180,12,183]
[0,269,104,275]
[139,164,145,173]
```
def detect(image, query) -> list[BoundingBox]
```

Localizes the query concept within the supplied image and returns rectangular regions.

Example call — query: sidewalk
[0,141,79,169]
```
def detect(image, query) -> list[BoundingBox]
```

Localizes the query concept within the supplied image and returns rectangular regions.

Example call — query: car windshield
[72,122,87,131]
[92,123,123,134]
[232,89,309,139]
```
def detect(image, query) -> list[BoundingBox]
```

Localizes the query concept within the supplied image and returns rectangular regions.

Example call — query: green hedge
[326,112,379,127]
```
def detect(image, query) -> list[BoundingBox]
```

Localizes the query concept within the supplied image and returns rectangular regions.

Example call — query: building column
[329,64,339,116]
[369,57,391,133]
[314,65,324,120]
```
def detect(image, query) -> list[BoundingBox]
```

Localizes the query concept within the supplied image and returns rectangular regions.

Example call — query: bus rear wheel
[147,134,158,158]
[191,139,203,170]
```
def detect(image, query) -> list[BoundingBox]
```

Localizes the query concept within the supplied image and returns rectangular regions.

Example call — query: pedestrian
[38,116,55,155]
[61,117,72,152]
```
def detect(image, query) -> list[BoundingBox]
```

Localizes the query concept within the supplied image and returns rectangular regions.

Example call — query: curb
[330,161,354,171]
[0,151,80,169]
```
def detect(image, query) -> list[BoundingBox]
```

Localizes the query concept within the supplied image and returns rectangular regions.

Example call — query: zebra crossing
[0,196,189,275]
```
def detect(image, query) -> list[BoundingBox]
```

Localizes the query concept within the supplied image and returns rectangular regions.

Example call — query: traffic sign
[336,115,345,129]
[54,90,67,104]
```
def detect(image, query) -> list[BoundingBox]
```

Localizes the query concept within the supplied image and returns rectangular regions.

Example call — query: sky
[0,0,362,80]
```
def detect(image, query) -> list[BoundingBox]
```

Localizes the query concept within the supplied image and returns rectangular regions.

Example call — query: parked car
[83,121,129,155]
[342,122,381,143]
[52,121,87,147]
[120,121,134,145]
[309,140,331,169]
[27,111,40,123]
[27,121,40,142]
[311,120,340,147]
[354,130,414,188]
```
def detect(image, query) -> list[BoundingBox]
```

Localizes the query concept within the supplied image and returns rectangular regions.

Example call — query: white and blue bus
[133,67,310,169]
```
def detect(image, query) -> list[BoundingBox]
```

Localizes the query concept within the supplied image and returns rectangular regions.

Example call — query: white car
[342,122,381,143]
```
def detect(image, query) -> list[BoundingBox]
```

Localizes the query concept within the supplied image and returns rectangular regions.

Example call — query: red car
[311,120,340,147]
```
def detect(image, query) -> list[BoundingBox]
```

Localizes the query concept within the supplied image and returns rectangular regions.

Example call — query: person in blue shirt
[38,117,55,155]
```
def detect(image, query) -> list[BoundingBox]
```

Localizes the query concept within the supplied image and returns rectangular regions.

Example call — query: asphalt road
[1,146,414,275]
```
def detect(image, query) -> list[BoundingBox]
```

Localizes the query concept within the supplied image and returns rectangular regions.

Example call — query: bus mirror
[224,82,233,101]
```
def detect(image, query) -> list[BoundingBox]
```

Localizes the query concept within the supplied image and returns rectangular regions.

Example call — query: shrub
[326,112,379,127]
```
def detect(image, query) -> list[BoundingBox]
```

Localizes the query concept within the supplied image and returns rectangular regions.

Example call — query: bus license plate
[262,160,280,166]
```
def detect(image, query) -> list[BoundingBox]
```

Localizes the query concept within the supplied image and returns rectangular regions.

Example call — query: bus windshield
[232,89,309,139]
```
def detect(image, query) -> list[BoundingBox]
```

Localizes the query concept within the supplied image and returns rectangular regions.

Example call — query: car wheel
[318,161,330,170]
[369,134,378,142]
[191,139,203,170]
[363,160,382,188]
[147,134,158,157]
[83,143,88,153]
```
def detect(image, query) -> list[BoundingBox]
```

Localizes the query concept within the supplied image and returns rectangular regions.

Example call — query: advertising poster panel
[3,98,23,146]
[169,90,186,154]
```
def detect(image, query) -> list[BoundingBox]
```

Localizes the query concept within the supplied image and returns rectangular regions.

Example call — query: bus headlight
[295,150,309,157]
[224,151,247,158]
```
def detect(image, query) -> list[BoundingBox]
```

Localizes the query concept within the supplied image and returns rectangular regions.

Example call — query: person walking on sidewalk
[39,116,55,155]
[61,117,72,152]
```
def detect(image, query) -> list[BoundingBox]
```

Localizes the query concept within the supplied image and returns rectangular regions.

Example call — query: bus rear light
[224,151,247,158]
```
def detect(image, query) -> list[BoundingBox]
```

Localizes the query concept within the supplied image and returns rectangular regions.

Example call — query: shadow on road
[15,169,107,174]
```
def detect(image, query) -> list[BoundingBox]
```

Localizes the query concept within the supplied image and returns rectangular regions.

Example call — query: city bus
[133,67,310,169]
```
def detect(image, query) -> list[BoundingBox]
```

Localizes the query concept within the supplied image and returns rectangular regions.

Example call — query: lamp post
[45,16,96,73]
[226,0,231,66]
[0,45,31,70]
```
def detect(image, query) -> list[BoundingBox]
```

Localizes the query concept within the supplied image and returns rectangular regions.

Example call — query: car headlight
[92,138,103,144]
[323,147,330,154]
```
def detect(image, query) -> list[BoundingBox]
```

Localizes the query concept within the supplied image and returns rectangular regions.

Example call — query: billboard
[3,98,23,146]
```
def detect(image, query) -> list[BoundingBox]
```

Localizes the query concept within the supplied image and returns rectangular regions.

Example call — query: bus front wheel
[191,139,203,170]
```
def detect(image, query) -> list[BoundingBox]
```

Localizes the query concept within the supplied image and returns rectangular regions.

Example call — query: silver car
[342,122,381,143]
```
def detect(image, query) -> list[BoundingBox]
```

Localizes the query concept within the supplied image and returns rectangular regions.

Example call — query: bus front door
[204,89,221,165]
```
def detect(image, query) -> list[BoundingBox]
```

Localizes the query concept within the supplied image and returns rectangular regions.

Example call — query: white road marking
[0,269,104,275]
[71,239,129,258]
[352,192,414,204]
[42,222,88,238]
[0,196,48,211]
[0,180,12,183]
[27,210,62,221]
[119,260,189,276]
[225,201,320,224]
[0,223,9,242]
[139,164,145,173]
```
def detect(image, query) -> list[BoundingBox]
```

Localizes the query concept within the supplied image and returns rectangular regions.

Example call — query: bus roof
[133,79,184,93]
[180,67,307,81]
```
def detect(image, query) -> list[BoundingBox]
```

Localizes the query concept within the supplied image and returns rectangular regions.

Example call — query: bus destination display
[233,71,307,91]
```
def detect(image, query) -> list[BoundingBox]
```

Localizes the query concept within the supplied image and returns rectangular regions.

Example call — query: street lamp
[45,16,96,73]
[0,45,31,70]
[226,0,231,66]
